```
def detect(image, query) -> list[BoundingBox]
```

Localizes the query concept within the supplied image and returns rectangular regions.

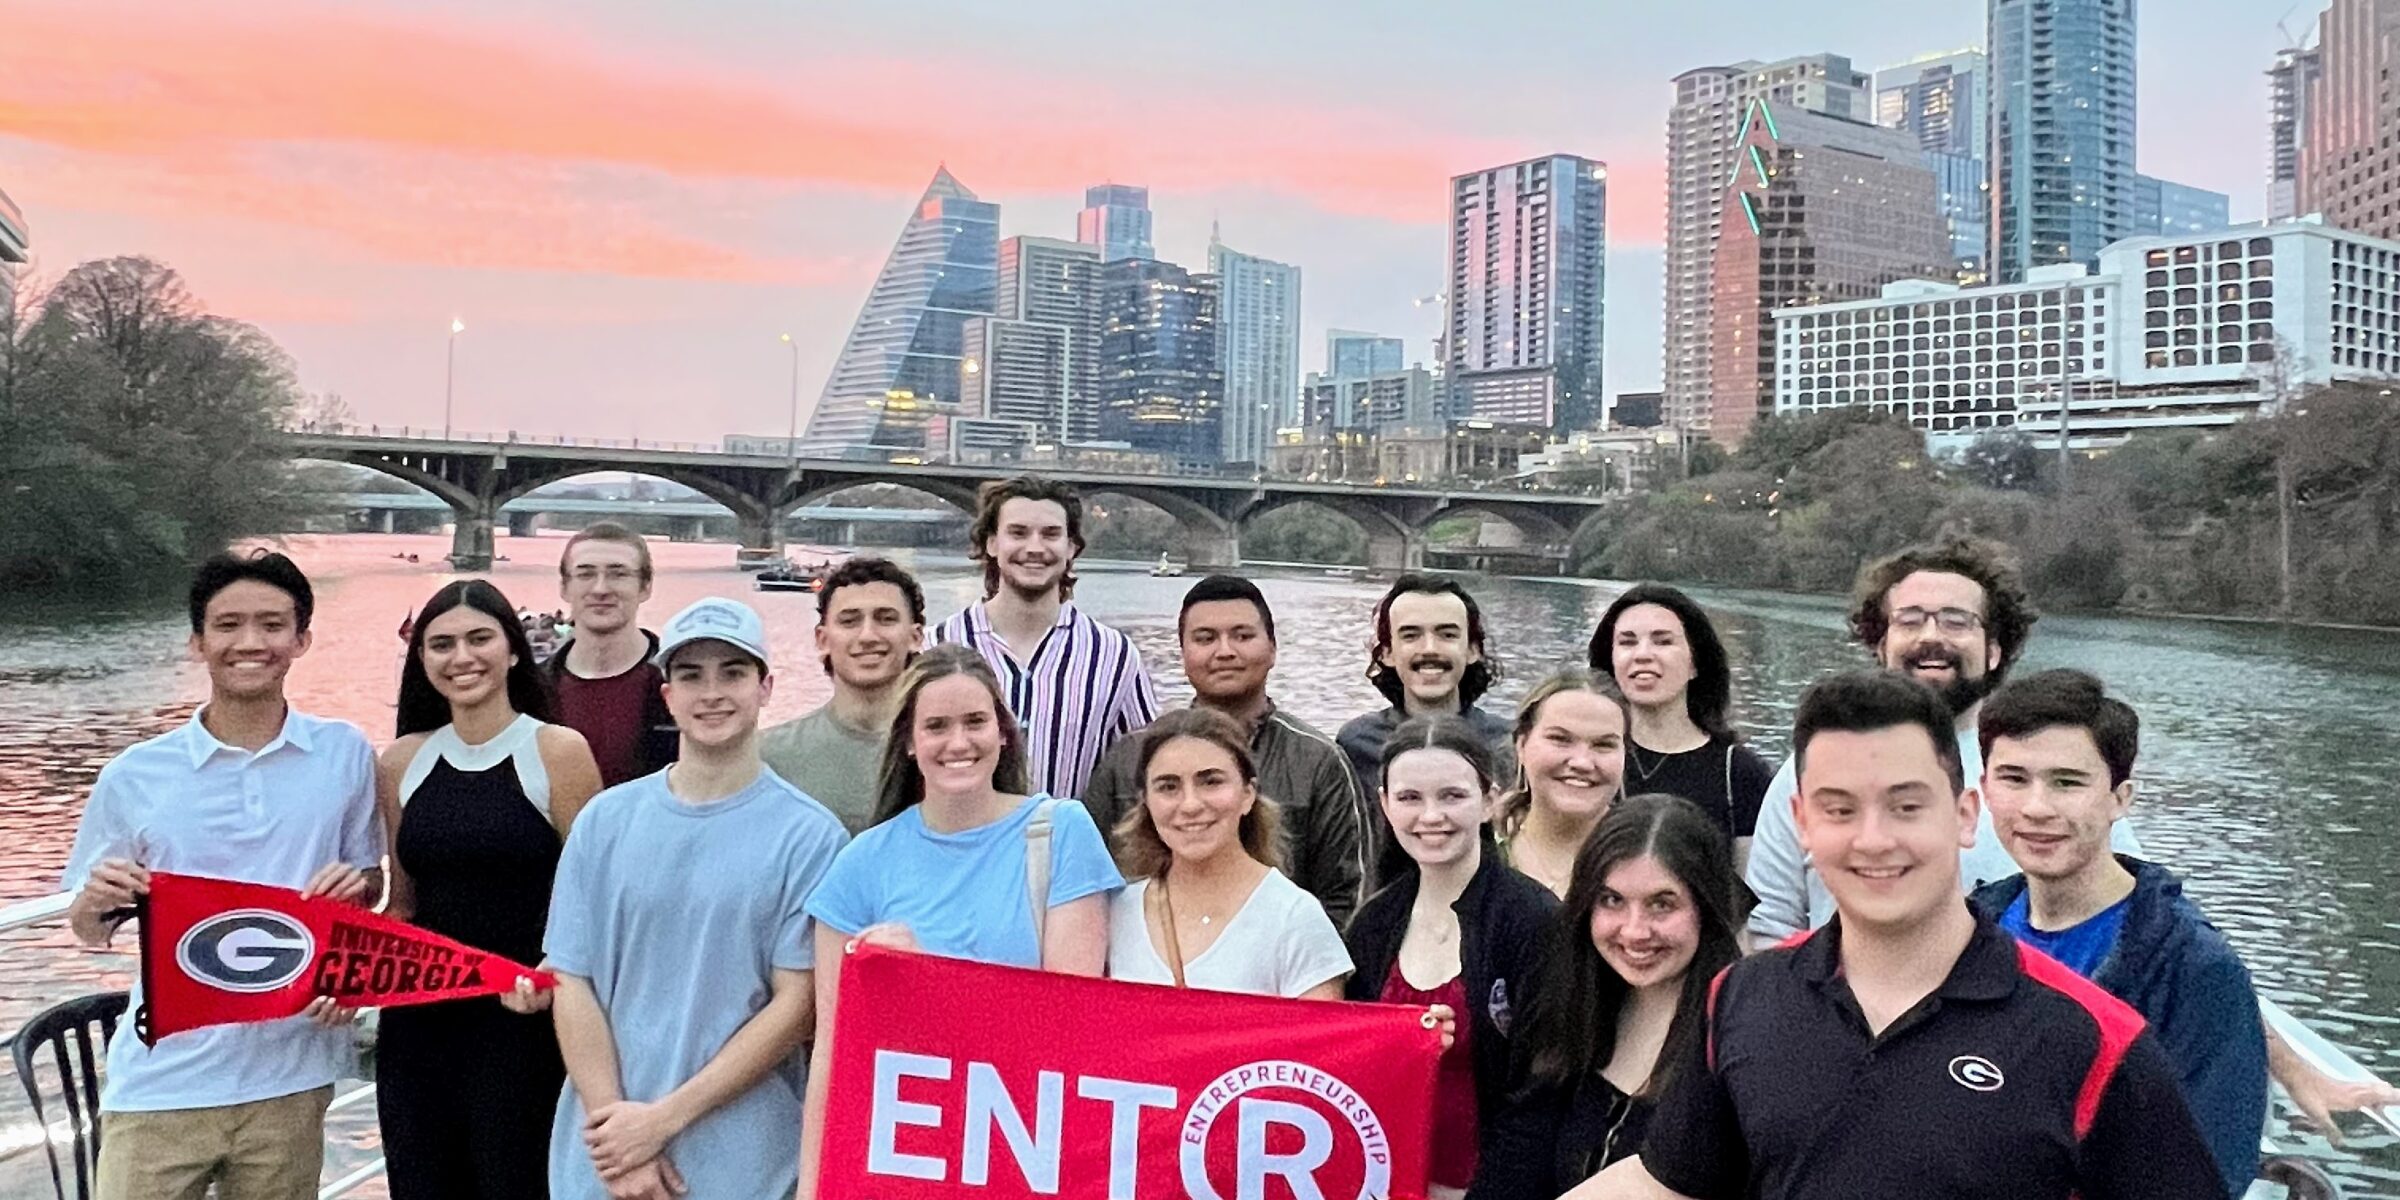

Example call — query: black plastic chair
[2261,1154,2344,1200]
[10,991,129,1200]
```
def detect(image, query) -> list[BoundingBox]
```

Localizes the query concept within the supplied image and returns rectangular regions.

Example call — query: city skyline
[0,0,2293,443]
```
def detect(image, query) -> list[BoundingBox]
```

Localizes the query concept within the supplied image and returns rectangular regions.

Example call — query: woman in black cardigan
[1464,794,1743,1200]
[1346,715,1559,1200]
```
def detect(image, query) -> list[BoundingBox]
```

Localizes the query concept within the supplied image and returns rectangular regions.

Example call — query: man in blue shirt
[1969,669,2265,1200]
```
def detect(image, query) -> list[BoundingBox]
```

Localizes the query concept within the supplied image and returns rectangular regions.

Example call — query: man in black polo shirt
[1570,670,2223,1200]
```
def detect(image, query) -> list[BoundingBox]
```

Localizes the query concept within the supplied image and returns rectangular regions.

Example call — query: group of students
[56,473,2400,1200]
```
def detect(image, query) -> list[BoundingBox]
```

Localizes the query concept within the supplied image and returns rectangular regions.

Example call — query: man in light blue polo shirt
[545,598,848,1200]
[64,551,384,1200]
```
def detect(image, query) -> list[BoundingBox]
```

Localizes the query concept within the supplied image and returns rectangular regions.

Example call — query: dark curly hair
[968,476,1086,601]
[1366,574,1499,710]
[1847,538,2038,684]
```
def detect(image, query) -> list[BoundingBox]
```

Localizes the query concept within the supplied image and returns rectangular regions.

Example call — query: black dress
[1467,1069,1653,1200]
[377,717,568,1200]
[1620,732,1775,842]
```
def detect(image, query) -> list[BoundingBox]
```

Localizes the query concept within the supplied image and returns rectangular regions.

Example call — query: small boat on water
[755,557,830,593]
[1151,554,1186,578]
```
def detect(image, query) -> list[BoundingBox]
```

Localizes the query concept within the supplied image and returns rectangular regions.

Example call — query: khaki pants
[97,1085,333,1200]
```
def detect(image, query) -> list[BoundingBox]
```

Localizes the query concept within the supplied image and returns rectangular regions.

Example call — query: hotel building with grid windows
[1774,219,2400,450]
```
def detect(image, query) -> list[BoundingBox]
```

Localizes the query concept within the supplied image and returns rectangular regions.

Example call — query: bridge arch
[1237,494,1422,572]
[306,451,477,512]
[1087,486,1238,569]
[1413,499,1572,550]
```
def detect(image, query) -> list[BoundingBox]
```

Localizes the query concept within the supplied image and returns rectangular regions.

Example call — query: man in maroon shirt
[541,522,677,787]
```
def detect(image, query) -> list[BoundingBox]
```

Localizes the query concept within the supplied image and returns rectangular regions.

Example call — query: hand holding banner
[818,943,1443,1200]
[135,870,555,1046]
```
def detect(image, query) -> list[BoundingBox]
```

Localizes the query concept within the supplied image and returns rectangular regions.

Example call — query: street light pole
[781,333,800,462]
[444,318,464,438]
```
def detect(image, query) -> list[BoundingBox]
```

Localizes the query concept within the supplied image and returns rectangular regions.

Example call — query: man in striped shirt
[935,476,1160,800]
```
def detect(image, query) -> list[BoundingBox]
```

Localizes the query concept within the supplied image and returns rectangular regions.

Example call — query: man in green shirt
[760,558,924,832]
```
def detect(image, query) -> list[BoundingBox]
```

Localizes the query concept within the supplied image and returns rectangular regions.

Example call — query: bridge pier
[1366,532,1426,574]
[736,509,787,557]
[376,509,395,535]
[507,511,542,539]
[449,508,495,572]
[1183,530,1241,571]
[670,516,711,543]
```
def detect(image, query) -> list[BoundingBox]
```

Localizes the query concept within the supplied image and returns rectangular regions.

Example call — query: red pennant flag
[818,943,1443,1200]
[135,871,555,1046]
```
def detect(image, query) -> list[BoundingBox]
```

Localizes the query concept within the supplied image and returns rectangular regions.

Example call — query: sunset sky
[0,0,2299,444]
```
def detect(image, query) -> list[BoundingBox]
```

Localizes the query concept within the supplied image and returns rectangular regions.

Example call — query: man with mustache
[1336,576,1515,848]
[1744,538,2141,943]
[761,557,926,834]
[935,476,1159,801]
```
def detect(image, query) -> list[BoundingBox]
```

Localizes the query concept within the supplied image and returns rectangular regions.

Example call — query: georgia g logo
[176,909,316,994]
[1948,1054,2006,1093]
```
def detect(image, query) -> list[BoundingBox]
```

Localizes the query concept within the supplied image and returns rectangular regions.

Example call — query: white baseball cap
[653,597,771,671]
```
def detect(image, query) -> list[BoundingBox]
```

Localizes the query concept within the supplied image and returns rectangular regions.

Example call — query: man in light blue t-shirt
[545,598,847,1200]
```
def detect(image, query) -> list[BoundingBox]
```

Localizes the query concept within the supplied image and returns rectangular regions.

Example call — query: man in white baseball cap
[543,596,849,1200]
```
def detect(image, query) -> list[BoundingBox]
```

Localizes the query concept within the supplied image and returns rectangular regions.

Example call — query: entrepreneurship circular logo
[1178,1059,1392,1200]
[1948,1054,2006,1092]
[176,909,316,993]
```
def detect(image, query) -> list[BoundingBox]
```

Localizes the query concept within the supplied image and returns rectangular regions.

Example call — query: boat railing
[0,892,385,1200]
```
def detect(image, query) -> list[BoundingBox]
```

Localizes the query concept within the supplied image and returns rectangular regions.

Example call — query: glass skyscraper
[1326,331,1405,379]
[1989,0,2138,282]
[1208,232,1302,467]
[1098,258,1221,468]
[1446,154,1608,435]
[802,168,998,460]
[1876,49,1988,280]
[1077,185,1155,264]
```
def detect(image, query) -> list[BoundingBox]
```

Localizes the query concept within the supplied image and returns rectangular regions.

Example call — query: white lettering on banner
[870,1051,952,1181]
[1237,1098,1334,1200]
[964,1063,1064,1192]
[1077,1076,1180,1200]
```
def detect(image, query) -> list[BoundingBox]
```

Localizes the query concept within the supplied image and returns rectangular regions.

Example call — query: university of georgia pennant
[134,870,554,1046]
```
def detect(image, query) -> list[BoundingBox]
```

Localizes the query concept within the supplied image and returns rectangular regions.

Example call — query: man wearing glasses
[543,522,680,788]
[1744,538,2141,944]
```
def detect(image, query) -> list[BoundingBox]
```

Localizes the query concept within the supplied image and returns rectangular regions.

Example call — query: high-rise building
[1098,258,1222,469]
[802,168,998,460]
[1711,99,1952,443]
[954,318,1070,458]
[1665,55,1874,433]
[0,187,27,310]
[1208,231,1302,467]
[2270,44,2323,222]
[1876,49,1989,279]
[2298,0,2400,239]
[1446,154,1607,436]
[1077,185,1155,264]
[1302,367,1438,432]
[985,236,1101,443]
[2132,175,2233,238]
[1326,330,1405,379]
[1989,0,2139,282]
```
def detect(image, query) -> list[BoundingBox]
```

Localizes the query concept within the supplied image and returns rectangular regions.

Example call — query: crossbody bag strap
[1155,878,1191,989]
[1025,797,1061,952]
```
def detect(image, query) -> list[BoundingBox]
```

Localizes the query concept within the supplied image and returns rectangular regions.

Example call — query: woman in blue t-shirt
[798,643,1122,1194]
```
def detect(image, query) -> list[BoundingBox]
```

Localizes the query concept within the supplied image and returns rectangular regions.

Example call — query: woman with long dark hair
[799,644,1122,1195]
[1346,715,1557,1200]
[1588,585,1773,870]
[1468,793,1742,1200]
[374,579,603,1199]
[1108,708,1352,999]
[1494,670,1630,899]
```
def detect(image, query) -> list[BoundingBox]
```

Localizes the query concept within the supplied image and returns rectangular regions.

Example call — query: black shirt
[1620,732,1773,840]
[1641,913,2226,1200]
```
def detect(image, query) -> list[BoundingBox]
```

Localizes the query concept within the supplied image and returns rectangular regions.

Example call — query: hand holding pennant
[134,871,555,1046]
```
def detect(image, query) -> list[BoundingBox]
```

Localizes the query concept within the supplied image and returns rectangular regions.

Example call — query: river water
[1,531,2395,1195]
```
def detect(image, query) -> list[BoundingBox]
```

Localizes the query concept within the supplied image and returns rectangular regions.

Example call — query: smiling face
[1516,689,1626,824]
[559,538,651,637]
[1589,853,1702,991]
[909,674,1008,799]
[1380,746,1490,870]
[191,579,310,703]
[817,580,920,692]
[1875,571,2000,719]
[1379,591,1479,712]
[1143,735,1258,868]
[1180,598,1276,708]
[662,641,772,751]
[420,604,515,711]
[986,497,1075,601]
[1983,725,2133,885]
[1611,603,1698,714]
[1795,724,1978,934]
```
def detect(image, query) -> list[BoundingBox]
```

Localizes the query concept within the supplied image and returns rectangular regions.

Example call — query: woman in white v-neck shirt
[1105,708,1352,999]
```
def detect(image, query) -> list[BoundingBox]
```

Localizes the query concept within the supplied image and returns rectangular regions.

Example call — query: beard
[1894,645,1995,719]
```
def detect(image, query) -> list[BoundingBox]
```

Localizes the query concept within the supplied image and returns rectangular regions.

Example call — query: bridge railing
[289,423,723,454]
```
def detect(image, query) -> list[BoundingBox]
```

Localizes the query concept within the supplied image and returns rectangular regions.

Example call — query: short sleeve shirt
[806,795,1122,968]
[543,768,848,1200]
[1640,915,2224,1200]
[62,708,384,1112]
[758,706,887,835]
[1107,872,1354,998]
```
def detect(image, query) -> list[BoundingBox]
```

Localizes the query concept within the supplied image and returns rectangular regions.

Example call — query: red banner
[819,944,1442,1200]
[135,871,554,1046]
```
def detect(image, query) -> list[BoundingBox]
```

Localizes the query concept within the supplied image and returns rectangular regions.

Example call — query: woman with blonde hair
[1494,669,1630,899]
[1107,708,1352,999]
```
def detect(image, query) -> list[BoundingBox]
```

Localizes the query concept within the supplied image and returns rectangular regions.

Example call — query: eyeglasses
[1890,606,1984,634]
[568,566,641,585]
